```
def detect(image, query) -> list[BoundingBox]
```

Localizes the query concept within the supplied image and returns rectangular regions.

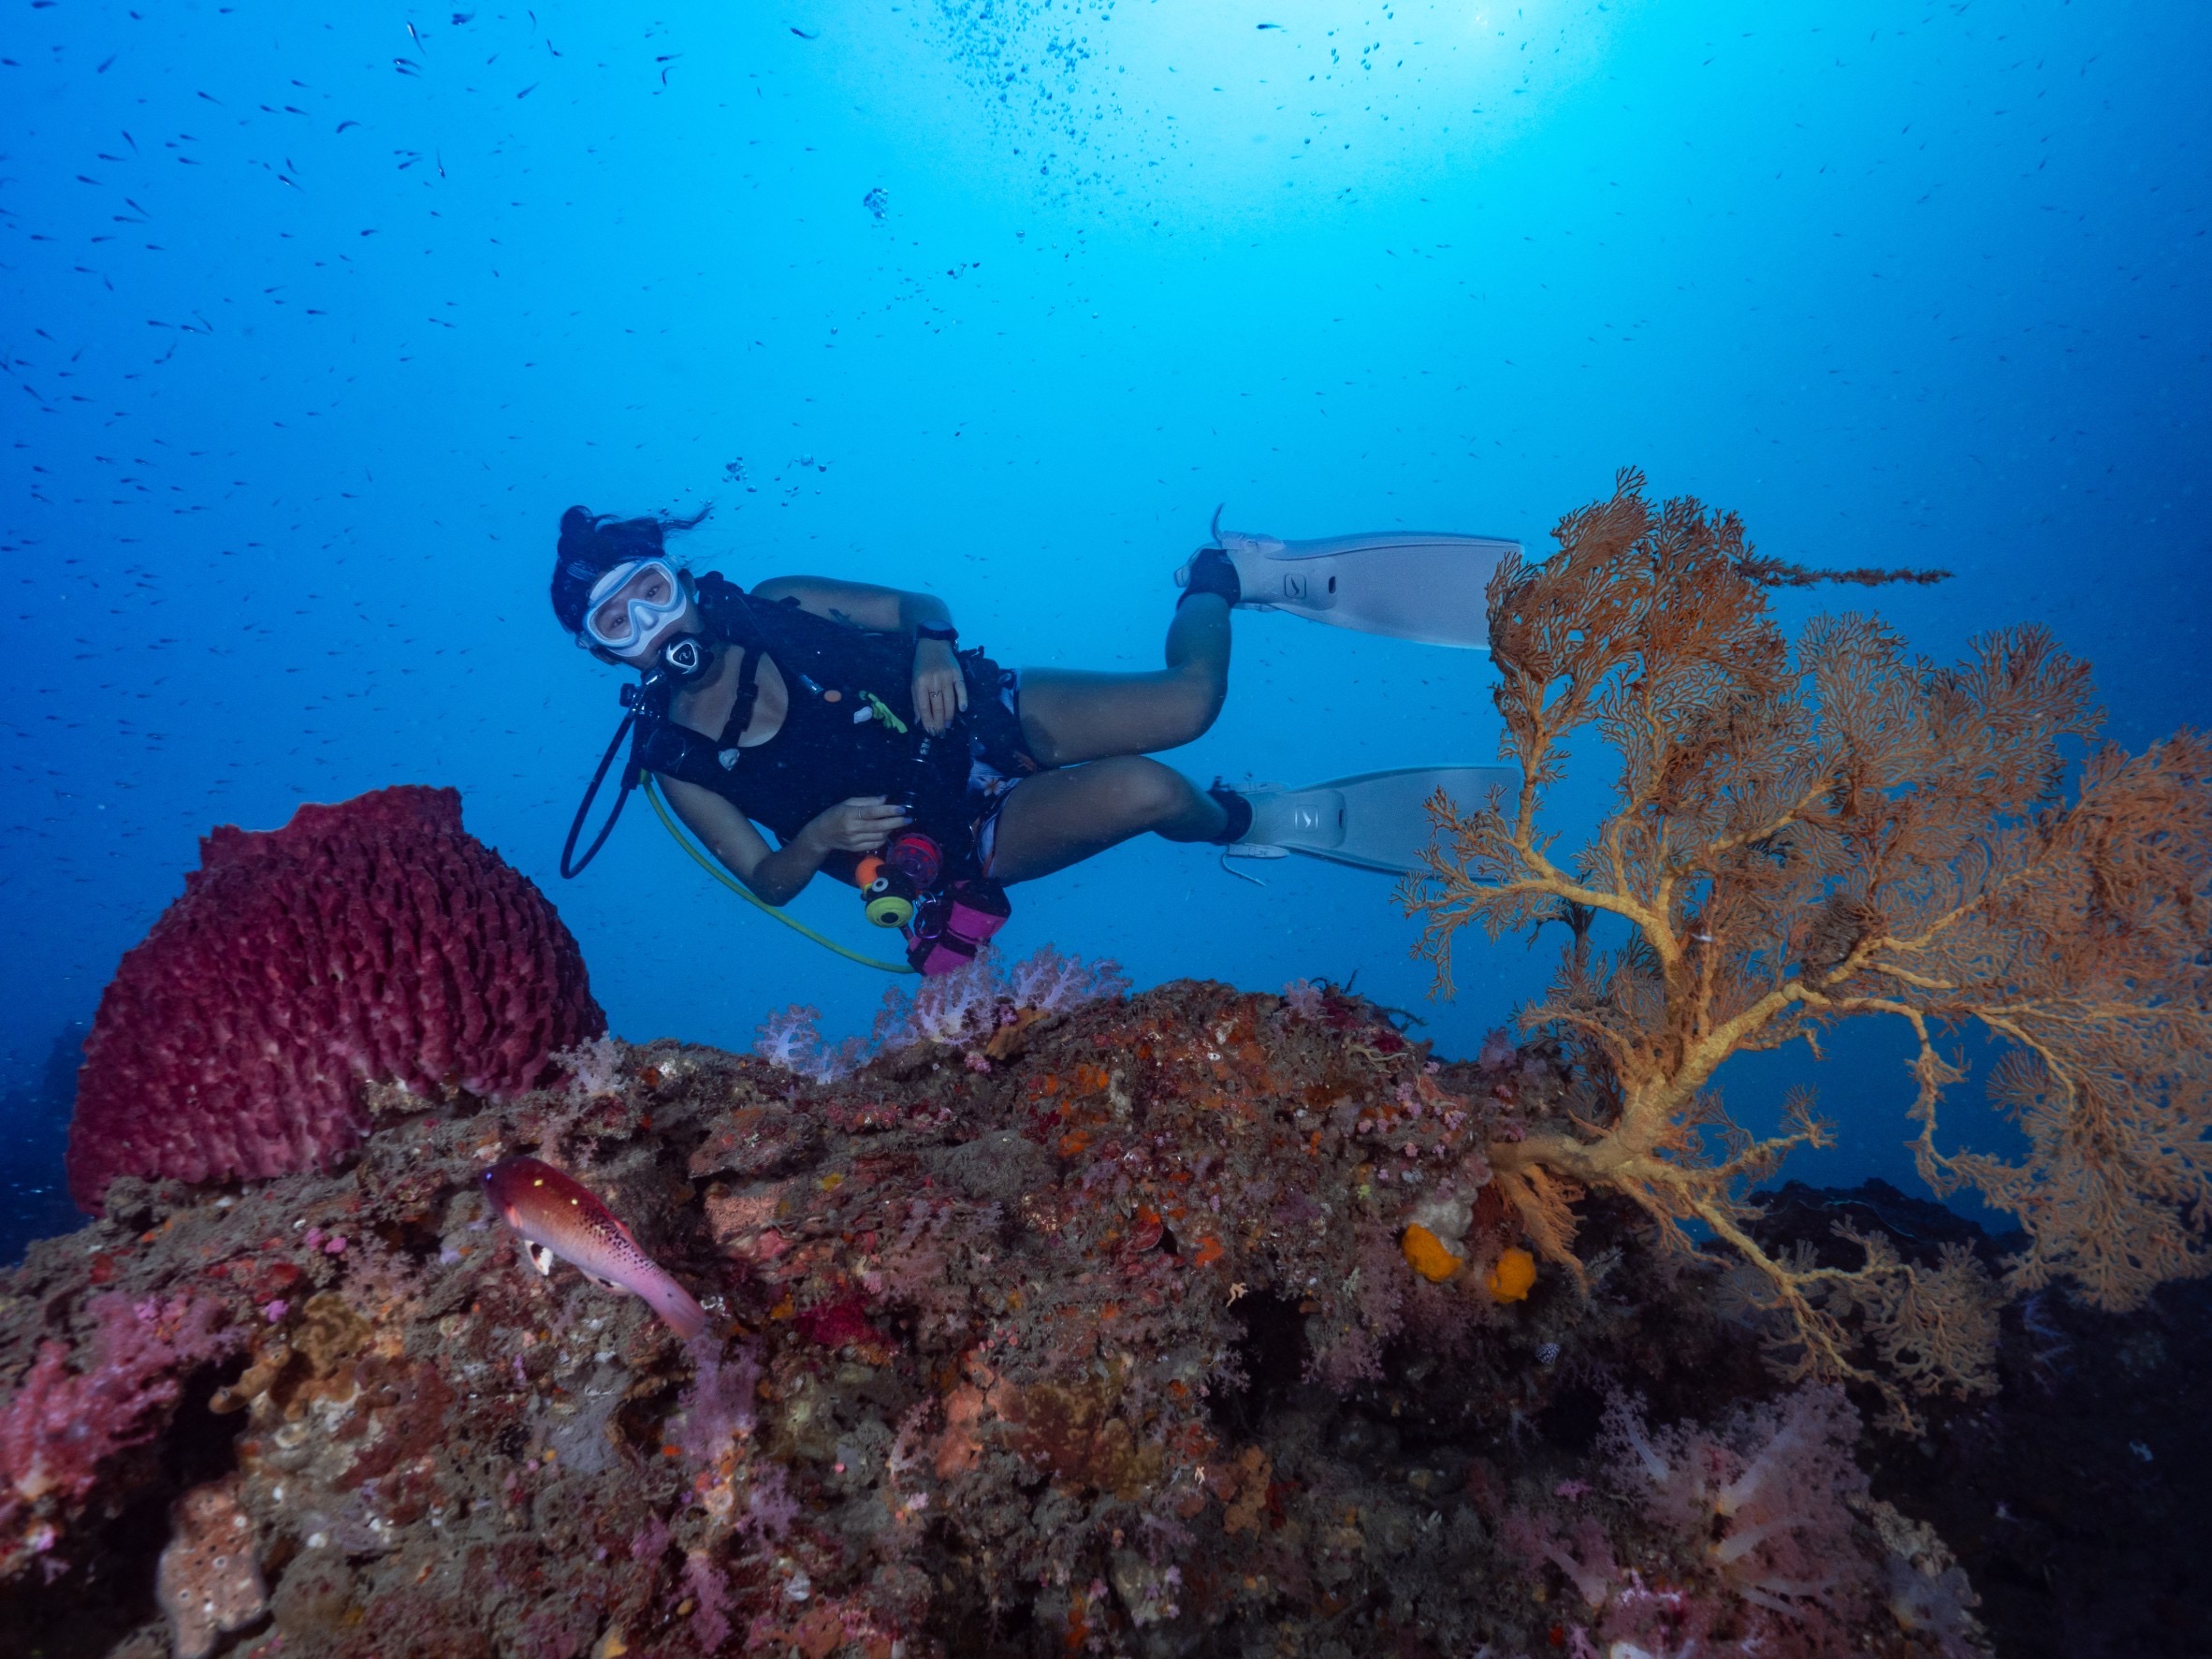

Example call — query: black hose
[560,708,637,879]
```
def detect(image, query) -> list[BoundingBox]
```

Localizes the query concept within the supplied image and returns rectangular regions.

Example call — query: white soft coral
[875,955,1002,1050]
[555,1034,628,1097]
[753,1005,854,1083]
[1007,944,1128,1013]
[1599,1384,1871,1623]
[875,945,1129,1053]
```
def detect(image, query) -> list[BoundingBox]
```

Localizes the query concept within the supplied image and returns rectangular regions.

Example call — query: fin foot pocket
[1178,544,1243,608]
[1205,780,1255,844]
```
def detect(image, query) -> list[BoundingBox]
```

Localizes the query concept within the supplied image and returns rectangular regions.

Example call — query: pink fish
[481,1155,708,1341]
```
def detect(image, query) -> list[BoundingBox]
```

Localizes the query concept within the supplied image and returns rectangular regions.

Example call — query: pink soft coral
[669,1339,762,1463]
[1600,1384,1873,1634]
[0,1292,244,1580]
[679,1548,735,1649]
[872,945,1128,1054]
[1006,945,1129,1014]
[1498,1509,1622,1609]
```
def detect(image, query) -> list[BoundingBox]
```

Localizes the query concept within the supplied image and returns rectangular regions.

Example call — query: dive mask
[583,558,691,662]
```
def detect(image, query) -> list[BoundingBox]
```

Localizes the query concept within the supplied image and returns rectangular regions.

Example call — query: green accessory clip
[861,691,909,734]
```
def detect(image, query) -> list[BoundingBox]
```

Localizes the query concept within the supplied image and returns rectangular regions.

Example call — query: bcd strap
[716,641,764,755]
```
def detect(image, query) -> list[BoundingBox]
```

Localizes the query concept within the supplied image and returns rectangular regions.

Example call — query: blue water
[4,2,2205,1236]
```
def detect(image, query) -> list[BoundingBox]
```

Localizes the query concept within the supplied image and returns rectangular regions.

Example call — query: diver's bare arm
[650,779,800,897]
[749,575,952,637]
[659,778,903,907]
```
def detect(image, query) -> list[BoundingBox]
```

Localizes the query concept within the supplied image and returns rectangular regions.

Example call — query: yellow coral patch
[1486,1246,1537,1302]
[1400,1223,1463,1283]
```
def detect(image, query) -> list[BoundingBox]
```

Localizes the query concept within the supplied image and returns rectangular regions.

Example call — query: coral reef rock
[65,785,604,1216]
[6,975,1993,1658]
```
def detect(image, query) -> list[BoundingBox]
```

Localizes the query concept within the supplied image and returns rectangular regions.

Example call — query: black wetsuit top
[632,573,1033,880]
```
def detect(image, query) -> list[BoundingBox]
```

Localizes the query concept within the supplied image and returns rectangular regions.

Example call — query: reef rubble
[2,975,1990,1659]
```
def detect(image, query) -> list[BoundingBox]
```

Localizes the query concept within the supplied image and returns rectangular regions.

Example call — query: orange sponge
[1400,1223,1464,1283]
[1485,1246,1537,1302]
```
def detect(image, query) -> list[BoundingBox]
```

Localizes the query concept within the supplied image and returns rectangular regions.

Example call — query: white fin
[1180,526,1519,648]
[1231,766,1522,874]
[526,1240,554,1277]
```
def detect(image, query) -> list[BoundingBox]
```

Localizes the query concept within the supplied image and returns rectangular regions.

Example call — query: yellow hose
[642,776,915,974]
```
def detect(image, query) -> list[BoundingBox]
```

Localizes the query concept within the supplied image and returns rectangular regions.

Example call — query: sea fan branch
[1406,469,2212,1406]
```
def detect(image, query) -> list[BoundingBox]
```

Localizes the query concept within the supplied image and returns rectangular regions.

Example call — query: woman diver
[551,505,1258,973]
[551,505,1516,974]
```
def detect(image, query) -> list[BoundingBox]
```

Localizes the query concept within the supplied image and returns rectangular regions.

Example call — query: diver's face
[583,560,694,664]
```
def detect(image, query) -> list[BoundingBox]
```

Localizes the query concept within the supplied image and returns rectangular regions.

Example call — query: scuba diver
[552,504,1520,975]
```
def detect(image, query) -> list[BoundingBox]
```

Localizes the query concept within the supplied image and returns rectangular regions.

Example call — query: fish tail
[643,1273,710,1341]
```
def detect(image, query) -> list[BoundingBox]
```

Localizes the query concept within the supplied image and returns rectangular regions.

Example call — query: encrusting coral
[0,1290,245,1581]
[1404,468,2212,1428]
[0,952,1981,1658]
[155,1476,268,1659]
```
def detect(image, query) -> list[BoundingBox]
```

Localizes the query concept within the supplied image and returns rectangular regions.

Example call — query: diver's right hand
[802,795,911,856]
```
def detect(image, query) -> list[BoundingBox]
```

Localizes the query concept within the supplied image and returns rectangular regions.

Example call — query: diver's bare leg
[1014,592,1230,767]
[983,756,1229,884]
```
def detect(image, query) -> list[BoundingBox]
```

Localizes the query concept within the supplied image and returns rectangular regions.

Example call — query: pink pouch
[909,880,1011,975]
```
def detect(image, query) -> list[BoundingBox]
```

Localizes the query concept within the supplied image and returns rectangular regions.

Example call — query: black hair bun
[548,503,708,634]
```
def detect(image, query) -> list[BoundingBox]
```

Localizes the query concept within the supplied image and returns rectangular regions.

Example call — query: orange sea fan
[1404,468,2212,1428]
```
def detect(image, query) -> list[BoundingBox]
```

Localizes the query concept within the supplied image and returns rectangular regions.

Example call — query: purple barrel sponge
[65,785,604,1215]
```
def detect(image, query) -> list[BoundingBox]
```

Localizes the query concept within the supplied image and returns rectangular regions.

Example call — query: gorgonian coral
[1404,468,2212,1426]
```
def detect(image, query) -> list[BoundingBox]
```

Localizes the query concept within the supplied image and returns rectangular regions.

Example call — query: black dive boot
[1179,543,1242,608]
[1205,779,1254,844]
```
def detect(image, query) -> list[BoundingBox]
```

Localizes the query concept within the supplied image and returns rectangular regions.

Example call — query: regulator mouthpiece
[658,633,713,682]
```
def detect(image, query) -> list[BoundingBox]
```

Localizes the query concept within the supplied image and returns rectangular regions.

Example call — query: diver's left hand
[912,637,968,735]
